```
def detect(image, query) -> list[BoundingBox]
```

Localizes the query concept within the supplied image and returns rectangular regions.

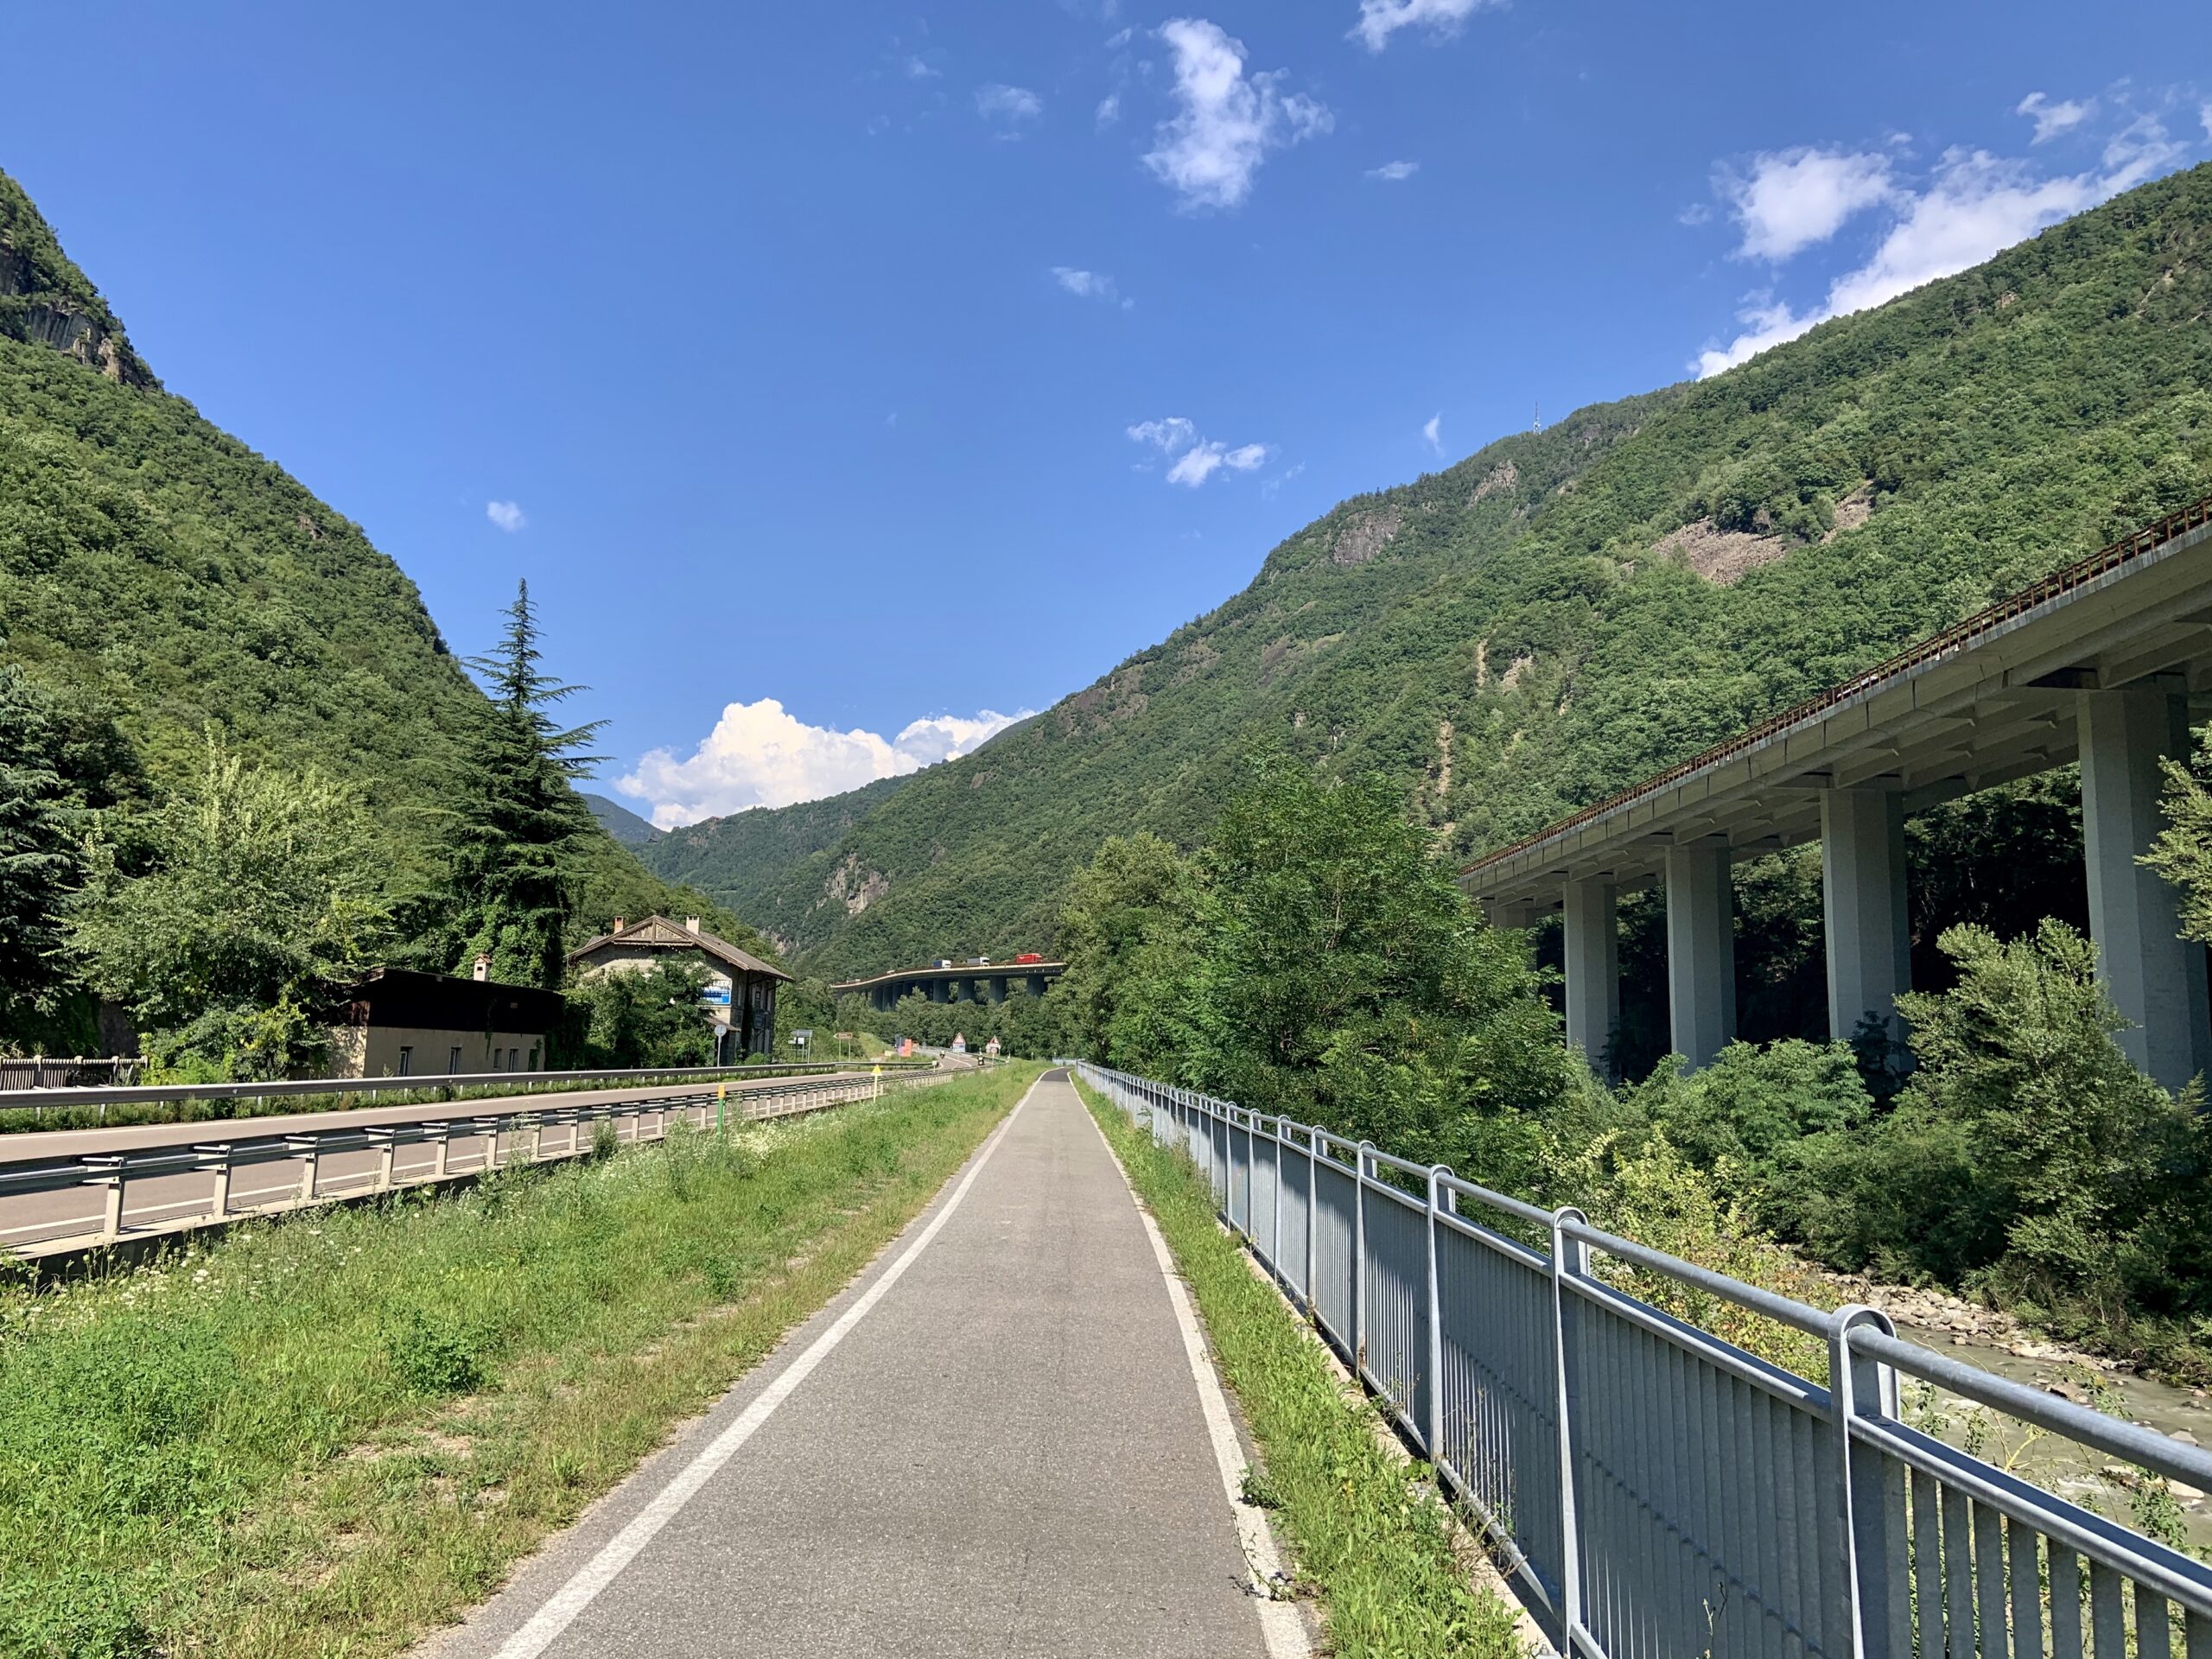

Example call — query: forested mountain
[0,167,732,1044]
[645,162,2212,976]
[583,791,664,849]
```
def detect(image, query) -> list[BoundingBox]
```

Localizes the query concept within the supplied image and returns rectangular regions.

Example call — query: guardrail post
[88,1154,126,1241]
[1427,1164,1448,1468]
[1550,1206,1589,1649]
[1354,1141,1373,1376]
[197,1144,232,1219]
[427,1122,451,1179]
[371,1128,397,1192]
[1831,1304,1906,1659]
[289,1135,320,1205]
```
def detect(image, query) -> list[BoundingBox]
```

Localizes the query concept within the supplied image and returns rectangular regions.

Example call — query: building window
[448,1046,463,1074]
[507,1047,520,1071]
[527,1044,540,1071]
[397,1046,414,1077]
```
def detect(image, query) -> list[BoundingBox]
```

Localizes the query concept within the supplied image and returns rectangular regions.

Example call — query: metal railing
[1075,1062,2212,1659]
[0,1057,927,1121]
[0,1071,925,1259]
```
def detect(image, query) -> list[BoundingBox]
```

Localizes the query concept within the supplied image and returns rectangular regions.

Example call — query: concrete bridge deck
[425,1069,1302,1659]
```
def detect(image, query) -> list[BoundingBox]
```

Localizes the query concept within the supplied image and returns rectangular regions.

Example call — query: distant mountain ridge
[639,162,2212,977]
[583,791,663,849]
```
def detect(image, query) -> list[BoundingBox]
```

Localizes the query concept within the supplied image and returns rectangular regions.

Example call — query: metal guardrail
[1075,1062,2212,1659]
[0,1071,925,1258]
[0,1058,927,1119]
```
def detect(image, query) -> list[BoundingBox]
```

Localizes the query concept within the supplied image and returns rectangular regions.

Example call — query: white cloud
[1351,0,1497,52]
[486,500,527,532]
[1260,461,1306,499]
[1422,412,1443,454]
[904,54,940,79]
[1366,159,1419,181]
[1128,416,1198,451]
[2202,101,2212,140]
[1719,147,1895,261]
[1142,18,1332,212]
[1052,266,1135,308]
[976,83,1044,122]
[1096,92,1122,128]
[2016,91,2093,143]
[1127,416,1269,486]
[1695,131,2183,378]
[619,699,1030,826]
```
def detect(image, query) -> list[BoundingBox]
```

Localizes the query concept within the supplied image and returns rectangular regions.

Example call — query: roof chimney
[472,953,491,982]
[611,918,625,934]
[685,916,701,934]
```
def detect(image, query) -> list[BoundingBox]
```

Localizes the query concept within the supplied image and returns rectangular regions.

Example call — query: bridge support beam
[2079,683,2212,1092]
[1821,789,1910,1049]
[1665,839,1736,1071]
[988,976,1007,1002]
[1027,974,1047,999]
[929,979,948,1004]
[1561,877,1620,1078]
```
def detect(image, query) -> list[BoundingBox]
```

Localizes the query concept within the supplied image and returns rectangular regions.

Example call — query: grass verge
[0,1062,1039,1659]
[1077,1077,1524,1659]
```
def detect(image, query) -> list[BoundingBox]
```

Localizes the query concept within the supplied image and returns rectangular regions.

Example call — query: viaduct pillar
[1027,974,1047,998]
[2079,683,2212,1092]
[1821,789,1911,1049]
[1560,877,1620,1077]
[1664,839,1736,1071]
[988,976,1007,1002]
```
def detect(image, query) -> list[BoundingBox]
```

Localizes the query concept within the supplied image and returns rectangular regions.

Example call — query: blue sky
[3,1,2205,824]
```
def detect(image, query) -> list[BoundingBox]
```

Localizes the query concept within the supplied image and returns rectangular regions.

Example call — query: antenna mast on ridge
[1532,400,1541,432]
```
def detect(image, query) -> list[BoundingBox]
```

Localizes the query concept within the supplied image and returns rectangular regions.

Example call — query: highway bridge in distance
[831,957,1065,1010]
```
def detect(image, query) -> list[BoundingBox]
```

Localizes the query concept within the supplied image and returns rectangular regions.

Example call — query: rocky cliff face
[0,172,157,389]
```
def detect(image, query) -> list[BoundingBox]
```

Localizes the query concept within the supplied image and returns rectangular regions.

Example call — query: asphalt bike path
[424,1068,1301,1659]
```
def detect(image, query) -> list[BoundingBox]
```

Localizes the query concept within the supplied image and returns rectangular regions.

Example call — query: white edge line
[489,1072,1044,1659]
[1077,1079,1313,1659]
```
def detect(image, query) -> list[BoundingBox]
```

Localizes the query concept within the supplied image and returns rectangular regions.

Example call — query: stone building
[566,915,791,1062]
[321,963,565,1079]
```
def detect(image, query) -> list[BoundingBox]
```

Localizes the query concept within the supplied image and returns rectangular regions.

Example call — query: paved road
[426,1069,1294,1659]
[0,1074,893,1254]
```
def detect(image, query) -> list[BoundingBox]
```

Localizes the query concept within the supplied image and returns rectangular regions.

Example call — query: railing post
[88,1154,125,1241]
[197,1144,232,1220]
[1550,1206,1589,1649]
[1427,1164,1448,1468]
[1270,1119,1283,1280]
[1831,1304,1906,1659]
[1354,1141,1372,1376]
[428,1122,451,1179]
[1305,1126,1318,1317]
[371,1128,397,1192]
[289,1135,320,1205]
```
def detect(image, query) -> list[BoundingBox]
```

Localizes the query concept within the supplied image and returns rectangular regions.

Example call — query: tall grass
[0,1064,1034,1659]
[1079,1081,1524,1659]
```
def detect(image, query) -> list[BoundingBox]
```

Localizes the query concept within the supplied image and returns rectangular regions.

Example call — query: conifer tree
[448,582,604,988]
[0,660,79,1027]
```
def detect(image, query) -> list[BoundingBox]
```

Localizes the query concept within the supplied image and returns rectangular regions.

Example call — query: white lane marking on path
[1080,1088,1313,1659]
[490,1075,1044,1659]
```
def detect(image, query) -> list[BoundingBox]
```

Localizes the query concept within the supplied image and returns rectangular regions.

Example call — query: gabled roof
[567,914,792,981]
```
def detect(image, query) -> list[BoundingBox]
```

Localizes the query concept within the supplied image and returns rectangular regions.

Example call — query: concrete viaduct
[1461,495,2212,1092]
[832,959,1065,1012]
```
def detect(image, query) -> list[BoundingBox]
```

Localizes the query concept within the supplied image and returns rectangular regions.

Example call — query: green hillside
[645,162,2212,976]
[0,168,741,1026]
